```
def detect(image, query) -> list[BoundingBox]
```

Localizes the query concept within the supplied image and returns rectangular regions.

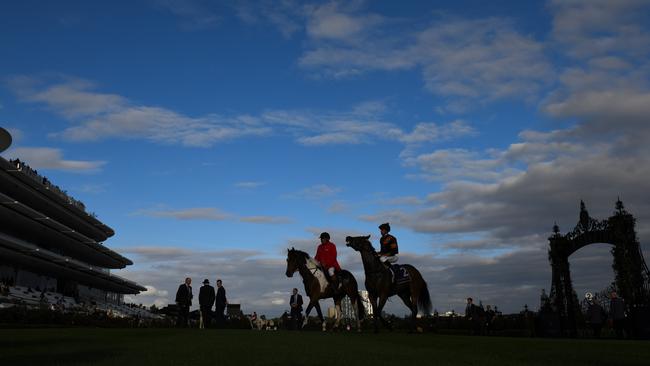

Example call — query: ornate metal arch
[548,199,650,337]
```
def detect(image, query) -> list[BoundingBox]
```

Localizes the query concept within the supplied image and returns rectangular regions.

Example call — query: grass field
[1,328,649,366]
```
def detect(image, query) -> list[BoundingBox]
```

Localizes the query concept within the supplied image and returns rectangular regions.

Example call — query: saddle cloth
[389,264,411,286]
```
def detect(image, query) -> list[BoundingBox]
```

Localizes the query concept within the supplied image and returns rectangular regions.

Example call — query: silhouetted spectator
[587,301,606,338]
[610,291,626,339]
[485,305,496,335]
[215,279,227,327]
[198,279,215,329]
[289,288,303,330]
[465,297,481,335]
[175,277,193,327]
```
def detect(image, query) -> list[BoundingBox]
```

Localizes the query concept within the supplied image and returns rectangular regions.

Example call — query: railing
[8,159,93,216]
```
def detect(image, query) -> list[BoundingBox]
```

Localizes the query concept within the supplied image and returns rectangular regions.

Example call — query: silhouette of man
[465,297,481,335]
[610,291,626,339]
[587,300,606,338]
[215,279,228,327]
[289,287,303,330]
[175,277,193,327]
[198,279,215,329]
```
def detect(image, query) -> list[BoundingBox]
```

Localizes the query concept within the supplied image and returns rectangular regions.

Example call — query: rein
[360,245,388,276]
[304,258,320,276]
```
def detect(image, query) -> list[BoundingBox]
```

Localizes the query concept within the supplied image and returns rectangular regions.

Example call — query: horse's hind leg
[333,299,342,330]
[398,292,418,332]
[304,300,318,328]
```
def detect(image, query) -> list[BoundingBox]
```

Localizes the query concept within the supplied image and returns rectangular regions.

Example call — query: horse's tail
[406,265,432,315]
[339,270,364,320]
[418,280,432,315]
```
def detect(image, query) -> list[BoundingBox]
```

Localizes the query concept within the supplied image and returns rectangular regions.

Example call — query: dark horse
[285,248,364,331]
[346,235,431,332]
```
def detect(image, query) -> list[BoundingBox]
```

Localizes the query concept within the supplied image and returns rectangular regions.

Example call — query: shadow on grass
[2,349,119,366]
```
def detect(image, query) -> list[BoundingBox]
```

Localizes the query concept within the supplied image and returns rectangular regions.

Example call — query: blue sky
[2,0,650,316]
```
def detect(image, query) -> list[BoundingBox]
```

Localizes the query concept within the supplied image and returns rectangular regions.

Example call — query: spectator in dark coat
[215,279,228,327]
[610,291,626,339]
[465,297,482,335]
[175,277,193,327]
[199,279,215,329]
[289,288,304,330]
[587,300,606,338]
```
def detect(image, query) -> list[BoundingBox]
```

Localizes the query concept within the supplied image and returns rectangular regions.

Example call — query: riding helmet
[319,232,330,240]
[378,222,391,232]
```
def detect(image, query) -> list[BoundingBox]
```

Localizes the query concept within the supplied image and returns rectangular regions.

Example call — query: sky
[2,0,650,317]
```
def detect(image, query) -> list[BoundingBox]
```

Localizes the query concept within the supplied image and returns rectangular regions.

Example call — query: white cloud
[8,76,271,148]
[299,14,553,109]
[153,0,221,30]
[235,181,267,189]
[327,200,349,214]
[4,147,106,172]
[137,207,232,221]
[9,77,472,149]
[231,0,304,38]
[294,184,342,199]
[239,216,293,224]
[305,1,383,41]
[549,0,650,59]
[135,206,293,225]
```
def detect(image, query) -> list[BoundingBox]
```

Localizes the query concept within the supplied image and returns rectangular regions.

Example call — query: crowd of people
[7,158,92,215]
[585,291,628,339]
[175,277,229,328]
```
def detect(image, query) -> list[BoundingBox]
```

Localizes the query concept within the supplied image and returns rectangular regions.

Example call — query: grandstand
[0,153,150,319]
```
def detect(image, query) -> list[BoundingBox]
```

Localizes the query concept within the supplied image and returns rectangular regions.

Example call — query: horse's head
[345,235,373,252]
[285,247,308,277]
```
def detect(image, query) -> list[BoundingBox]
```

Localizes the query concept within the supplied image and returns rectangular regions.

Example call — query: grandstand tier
[0,155,144,303]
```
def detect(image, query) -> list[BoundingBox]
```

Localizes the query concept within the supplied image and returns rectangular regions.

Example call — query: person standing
[314,232,341,287]
[610,291,626,339]
[587,300,606,338]
[378,223,399,265]
[465,297,481,335]
[175,277,193,328]
[485,305,496,335]
[198,279,215,329]
[289,288,304,330]
[215,279,228,327]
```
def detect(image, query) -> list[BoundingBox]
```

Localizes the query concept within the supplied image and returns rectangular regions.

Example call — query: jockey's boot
[330,272,340,291]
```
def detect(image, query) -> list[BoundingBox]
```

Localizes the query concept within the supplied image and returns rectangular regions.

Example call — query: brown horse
[285,248,364,331]
[345,235,431,332]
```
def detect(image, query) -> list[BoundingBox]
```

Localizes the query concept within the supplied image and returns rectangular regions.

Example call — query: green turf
[1,328,648,366]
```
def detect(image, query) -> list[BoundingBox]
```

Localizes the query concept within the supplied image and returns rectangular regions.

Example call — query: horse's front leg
[376,294,393,331]
[368,292,381,333]
[310,301,327,331]
[304,299,317,328]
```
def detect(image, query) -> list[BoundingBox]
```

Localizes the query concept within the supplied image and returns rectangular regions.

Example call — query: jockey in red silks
[314,232,341,287]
